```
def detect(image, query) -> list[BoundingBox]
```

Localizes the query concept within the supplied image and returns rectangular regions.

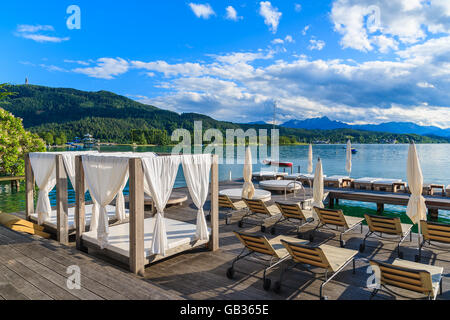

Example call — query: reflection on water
[1,144,449,222]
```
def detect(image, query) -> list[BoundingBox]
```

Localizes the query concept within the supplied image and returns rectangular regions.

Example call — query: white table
[219,188,272,202]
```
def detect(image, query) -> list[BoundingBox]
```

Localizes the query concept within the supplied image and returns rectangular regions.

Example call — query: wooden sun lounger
[372,179,405,193]
[213,194,248,225]
[311,207,364,248]
[429,184,446,196]
[252,172,287,181]
[226,231,309,291]
[242,199,282,232]
[353,177,380,191]
[360,214,413,258]
[276,240,358,299]
[269,201,315,236]
[369,259,443,300]
[416,220,450,262]
[324,176,353,188]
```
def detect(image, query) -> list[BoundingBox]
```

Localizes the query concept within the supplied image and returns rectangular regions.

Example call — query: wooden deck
[0,225,182,300]
[2,180,450,300]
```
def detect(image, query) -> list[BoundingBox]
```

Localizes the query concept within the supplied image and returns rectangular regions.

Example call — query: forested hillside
[0,85,447,145]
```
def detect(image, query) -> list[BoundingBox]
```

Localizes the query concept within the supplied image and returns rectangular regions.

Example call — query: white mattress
[373,178,402,184]
[252,171,288,177]
[82,217,210,258]
[30,204,127,229]
[324,175,349,182]
[286,173,327,180]
[354,177,381,183]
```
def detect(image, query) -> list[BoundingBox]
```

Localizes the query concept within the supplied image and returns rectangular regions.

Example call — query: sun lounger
[269,201,315,236]
[226,231,309,291]
[311,207,364,247]
[353,177,381,190]
[369,259,443,300]
[360,214,413,258]
[372,179,405,192]
[276,240,358,299]
[324,175,353,188]
[446,185,450,197]
[241,199,282,232]
[252,171,288,181]
[429,184,446,196]
[416,220,450,262]
[215,194,248,225]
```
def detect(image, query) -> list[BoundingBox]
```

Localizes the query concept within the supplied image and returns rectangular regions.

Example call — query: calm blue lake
[1,144,449,222]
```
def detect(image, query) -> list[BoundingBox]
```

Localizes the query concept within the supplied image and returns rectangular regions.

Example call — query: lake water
[1,144,449,224]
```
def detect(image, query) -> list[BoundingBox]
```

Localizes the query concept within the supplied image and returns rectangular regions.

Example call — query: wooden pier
[327,188,450,219]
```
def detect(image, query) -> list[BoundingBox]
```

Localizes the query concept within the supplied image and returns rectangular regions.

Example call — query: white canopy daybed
[74,153,219,275]
[25,151,157,244]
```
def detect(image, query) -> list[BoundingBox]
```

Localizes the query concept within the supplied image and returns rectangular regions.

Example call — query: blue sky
[1,0,450,128]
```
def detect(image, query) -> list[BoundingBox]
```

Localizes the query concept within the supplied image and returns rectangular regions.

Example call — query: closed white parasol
[242,147,255,199]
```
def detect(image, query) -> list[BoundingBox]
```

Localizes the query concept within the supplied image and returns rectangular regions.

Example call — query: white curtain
[114,171,128,223]
[182,154,212,241]
[61,151,99,229]
[29,153,57,225]
[142,156,181,256]
[82,155,129,248]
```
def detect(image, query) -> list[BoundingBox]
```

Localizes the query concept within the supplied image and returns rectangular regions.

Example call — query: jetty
[328,188,450,219]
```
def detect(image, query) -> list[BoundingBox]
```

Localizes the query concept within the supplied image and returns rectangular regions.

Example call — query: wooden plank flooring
[2,180,450,300]
[0,225,183,300]
[140,181,450,300]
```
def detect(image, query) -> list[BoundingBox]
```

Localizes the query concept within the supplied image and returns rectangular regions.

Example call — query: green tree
[0,85,45,176]
[43,132,54,145]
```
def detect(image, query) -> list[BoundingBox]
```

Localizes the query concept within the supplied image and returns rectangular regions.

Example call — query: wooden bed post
[25,153,34,220]
[209,154,219,251]
[75,155,85,250]
[129,158,145,276]
[56,154,69,245]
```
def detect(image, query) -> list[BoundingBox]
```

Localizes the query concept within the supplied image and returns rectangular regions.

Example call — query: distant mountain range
[282,117,450,138]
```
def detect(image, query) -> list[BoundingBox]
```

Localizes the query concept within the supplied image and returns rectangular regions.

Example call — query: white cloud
[189,3,215,19]
[301,25,310,36]
[372,35,398,53]
[19,33,69,43]
[271,35,294,45]
[63,32,450,128]
[259,1,282,33]
[73,58,129,79]
[308,39,326,50]
[225,6,241,21]
[15,24,69,43]
[417,82,435,88]
[331,0,450,52]
[17,25,54,33]
[64,59,90,66]
[294,4,302,12]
